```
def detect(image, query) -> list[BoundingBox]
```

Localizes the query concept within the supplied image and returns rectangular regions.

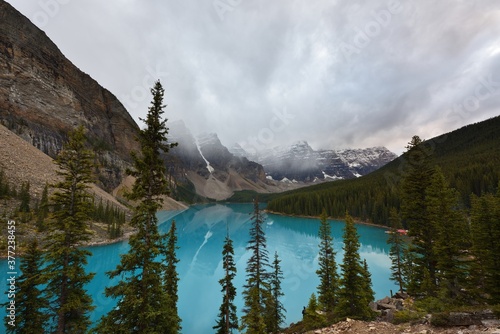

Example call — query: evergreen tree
[44,125,95,333]
[387,208,406,292]
[36,183,49,231]
[96,80,179,333]
[361,259,375,304]
[267,252,286,333]
[334,212,374,320]
[302,293,326,331]
[426,167,469,302]
[316,208,338,312]
[164,219,181,332]
[241,198,270,334]
[400,135,437,296]
[470,191,500,304]
[18,181,30,213]
[4,239,49,333]
[214,233,238,334]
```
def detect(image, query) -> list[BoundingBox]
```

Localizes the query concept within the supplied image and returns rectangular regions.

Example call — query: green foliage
[96,80,180,333]
[0,168,12,198]
[267,252,286,333]
[302,293,327,331]
[214,234,238,334]
[469,190,500,304]
[316,209,338,312]
[267,116,500,225]
[44,125,96,333]
[18,181,30,213]
[164,219,181,332]
[392,309,426,324]
[36,184,49,231]
[387,208,406,292]
[334,212,375,320]
[90,199,126,239]
[4,239,49,333]
[241,198,271,334]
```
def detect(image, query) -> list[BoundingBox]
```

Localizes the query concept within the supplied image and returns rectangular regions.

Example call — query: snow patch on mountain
[195,136,214,174]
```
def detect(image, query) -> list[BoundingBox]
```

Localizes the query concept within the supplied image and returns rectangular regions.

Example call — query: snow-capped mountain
[230,141,397,182]
[166,121,269,200]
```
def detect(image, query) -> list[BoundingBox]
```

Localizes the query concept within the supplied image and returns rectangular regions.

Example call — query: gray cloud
[7,0,500,154]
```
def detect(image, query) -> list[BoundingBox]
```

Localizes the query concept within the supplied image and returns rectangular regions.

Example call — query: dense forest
[266,116,500,225]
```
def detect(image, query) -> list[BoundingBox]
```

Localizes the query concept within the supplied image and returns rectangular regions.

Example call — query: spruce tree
[36,183,49,231]
[5,239,49,333]
[387,208,406,292]
[334,212,374,320]
[426,168,469,301]
[470,191,500,304]
[241,198,270,334]
[96,80,179,333]
[267,252,286,333]
[18,181,30,213]
[164,219,181,332]
[44,125,95,333]
[400,135,437,296]
[214,233,238,334]
[302,293,326,331]
[316,208,338,312]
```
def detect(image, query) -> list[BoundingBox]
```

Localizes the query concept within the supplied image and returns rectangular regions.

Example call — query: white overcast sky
[6,0,500,154]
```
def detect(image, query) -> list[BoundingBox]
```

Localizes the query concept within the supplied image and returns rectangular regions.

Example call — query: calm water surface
[0,203,397,333]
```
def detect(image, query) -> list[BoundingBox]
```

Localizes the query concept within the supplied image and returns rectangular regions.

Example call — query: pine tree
[316,208,338,312]
[4,239,49,333]
[18,181,30,213]
[470,190,500,304]
[36,183,49,231]
[361,259,375,304]
[400,135,437,296]
[387,208,406,292]
[241,198,270,334]
[426,167,469,302]
[334,212,374,320]
[96,80,179,333]
[44,125,95,333]
[266,252,286,333]
[164,219,181,332]
[214,233,238,334]
[302,293,326,331]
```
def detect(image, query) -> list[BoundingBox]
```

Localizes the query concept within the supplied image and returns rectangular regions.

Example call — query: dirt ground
[303,318,500,334]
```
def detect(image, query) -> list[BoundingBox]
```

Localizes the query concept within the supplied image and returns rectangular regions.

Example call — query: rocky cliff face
[0,1,139,191]
[167,121,269,200]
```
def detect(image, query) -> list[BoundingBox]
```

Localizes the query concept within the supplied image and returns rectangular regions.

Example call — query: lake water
[0,203,397,333]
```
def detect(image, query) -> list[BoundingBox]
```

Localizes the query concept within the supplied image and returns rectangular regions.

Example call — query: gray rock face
[0,1,140,191]
[231,140,398,182]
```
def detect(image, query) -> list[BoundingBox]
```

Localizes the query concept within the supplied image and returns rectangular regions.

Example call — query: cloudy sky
[6,0,500,154]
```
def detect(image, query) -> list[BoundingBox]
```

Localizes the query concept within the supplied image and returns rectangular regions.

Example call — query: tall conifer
[387,208,406,292]
[241,198,270,334]
[267,252,286,333]
[470,191,500,304]
[214,233,238,334]
[44,125,95,333]
[426,168,469,301]
[96,81,179,333]
[400,135,437,296]
[316,208,338,312]
[5,239,49,333]
[334,212,374,320]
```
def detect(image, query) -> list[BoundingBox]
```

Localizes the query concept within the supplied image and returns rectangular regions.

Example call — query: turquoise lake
[1,203,397,333]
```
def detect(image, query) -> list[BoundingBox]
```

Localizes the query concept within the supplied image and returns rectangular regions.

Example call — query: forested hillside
[266,116,500,225]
